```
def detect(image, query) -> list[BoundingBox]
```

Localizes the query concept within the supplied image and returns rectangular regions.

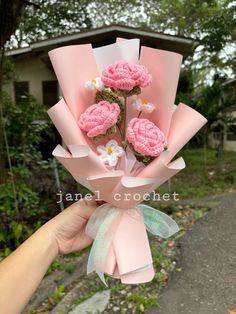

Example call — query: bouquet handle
[85,203,179,285]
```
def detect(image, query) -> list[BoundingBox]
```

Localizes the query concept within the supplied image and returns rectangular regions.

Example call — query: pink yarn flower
[101,60,152,91]
[78,101,120,137]
[127,118,167,157]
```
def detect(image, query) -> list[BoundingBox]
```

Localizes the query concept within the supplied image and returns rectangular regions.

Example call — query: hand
[42,198,97,255]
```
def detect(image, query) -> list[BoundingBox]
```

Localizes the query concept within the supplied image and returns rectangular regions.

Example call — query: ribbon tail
[97,270,107,286]
[87,242,107,285]
[85,204,121,285]
[138,204,179,238]
[86,225,111,286]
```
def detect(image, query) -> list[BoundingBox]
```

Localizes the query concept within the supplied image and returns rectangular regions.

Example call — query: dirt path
[146,192,236,314]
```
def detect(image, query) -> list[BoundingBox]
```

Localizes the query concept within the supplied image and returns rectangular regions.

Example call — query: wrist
[35,223,59,259]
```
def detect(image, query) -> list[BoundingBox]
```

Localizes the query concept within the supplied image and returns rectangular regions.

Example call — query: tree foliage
[89,0,235,77]
[3,93,52,173]
[9,0,92,47]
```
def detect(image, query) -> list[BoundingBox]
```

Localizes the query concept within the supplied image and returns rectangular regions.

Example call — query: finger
[82,196,97,207]
[70,199,97,220]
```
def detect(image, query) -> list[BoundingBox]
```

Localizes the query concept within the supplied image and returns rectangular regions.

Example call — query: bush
[3,93,53,171]
[0,182,42,255]
[0,94,57,255]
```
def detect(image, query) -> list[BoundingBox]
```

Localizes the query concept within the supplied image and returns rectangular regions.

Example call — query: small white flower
[132,98,155,113]
[84,77,104,91]
[97,140,124,168]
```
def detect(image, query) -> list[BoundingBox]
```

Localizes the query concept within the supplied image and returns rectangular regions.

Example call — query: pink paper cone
[49,44,99,120]
[138,47,183,137]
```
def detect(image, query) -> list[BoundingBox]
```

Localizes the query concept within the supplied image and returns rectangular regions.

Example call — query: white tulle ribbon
[138,204,179,238]
[85,203,179,285]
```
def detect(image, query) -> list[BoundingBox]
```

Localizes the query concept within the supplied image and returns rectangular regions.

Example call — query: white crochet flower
[132,98,155,113]
[84,77,104,91]
[97,140,124,167]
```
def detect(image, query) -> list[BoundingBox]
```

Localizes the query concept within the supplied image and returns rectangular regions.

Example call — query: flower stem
[123,96,127,142]
[138,111,142,118]
[117,123,122,139]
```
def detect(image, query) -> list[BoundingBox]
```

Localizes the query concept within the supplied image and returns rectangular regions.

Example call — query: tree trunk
[0,0,25,47]
[0,47,6,181]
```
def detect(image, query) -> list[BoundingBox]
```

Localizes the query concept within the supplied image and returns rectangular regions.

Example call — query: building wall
[224,110,236,152]
[4,54,57,104]
[224,140,236,151]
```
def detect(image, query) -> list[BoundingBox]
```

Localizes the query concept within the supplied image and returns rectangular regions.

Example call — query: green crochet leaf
[113,86,141,97]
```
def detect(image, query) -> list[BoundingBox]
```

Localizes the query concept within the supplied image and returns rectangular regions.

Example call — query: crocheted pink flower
[78,101,120,137]
[127,118,167,157]
[101,60,152,91]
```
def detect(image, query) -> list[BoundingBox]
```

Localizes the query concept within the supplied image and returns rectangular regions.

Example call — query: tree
[8,0,92,48]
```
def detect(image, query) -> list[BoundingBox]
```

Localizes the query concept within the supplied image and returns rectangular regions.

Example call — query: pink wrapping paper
[104,209,154,284]
[47,39,207,284]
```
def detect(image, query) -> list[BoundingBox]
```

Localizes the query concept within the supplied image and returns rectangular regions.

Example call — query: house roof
[223,104,236,113]
[222,78,236,87]
[6,24,194,59]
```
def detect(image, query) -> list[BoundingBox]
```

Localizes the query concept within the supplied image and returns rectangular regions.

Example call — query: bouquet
[47,39,207,285]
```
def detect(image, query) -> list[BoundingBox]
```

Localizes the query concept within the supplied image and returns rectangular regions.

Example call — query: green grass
[127,292,157,309]
[47,260,63,275]
[46,247,91,276]
[156,148,236,199]
[66,245,91,258]
[64,262,76,274]
[52,284,65,302]
[151,245,171,269]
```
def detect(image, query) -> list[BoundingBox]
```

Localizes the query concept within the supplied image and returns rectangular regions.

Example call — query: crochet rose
[78,101,120,137]
[101,60,152,91]
[127,118,167,157]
